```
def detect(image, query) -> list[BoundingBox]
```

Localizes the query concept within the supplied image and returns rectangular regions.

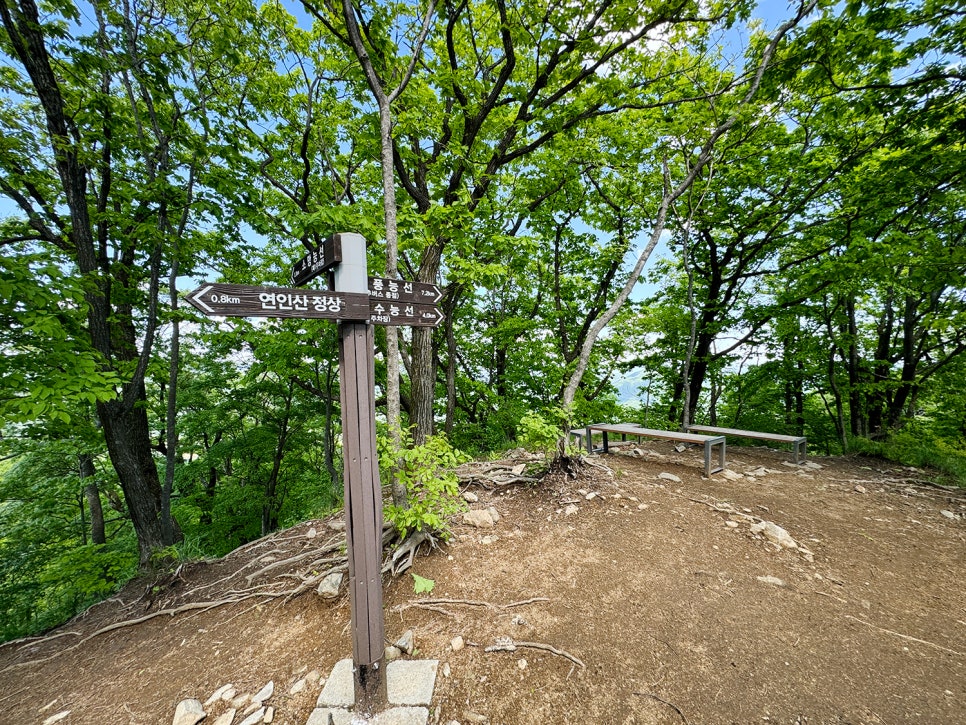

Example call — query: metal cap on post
[333,232,388,716]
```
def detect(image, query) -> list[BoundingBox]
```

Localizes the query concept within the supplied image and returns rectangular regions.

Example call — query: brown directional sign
[290,235,343,287]
[186,283,369,320]
[368,277,443,305]
[368,299,443,327]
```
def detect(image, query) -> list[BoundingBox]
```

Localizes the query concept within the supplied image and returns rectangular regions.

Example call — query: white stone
[442,662,451,678]
[481,535,498,545]
[511,463,527,475]
[327,519,346,531]
[940,510,958,520]
[265,706,275,723]
[239,707,266,725]
[289,678,307,695]
[221,687,237,702]
[637,503,648,510]
[725,520,740,528]
[486,506,501,522]
[463,509,495,528]
[205,684,234,706]
[231,694,251,709]
[253,681,274,704]
[757,575,785,587]
[750,520,798,549]
[385,645,403,662]
[317,571,344,599]
[658,472,681,483]
[722,469,744,481]
[517,658,527,670]
[211,710,237,725]
[173,699,206,725]
[854,485,867,494]
[463,491,479,503]
[42,713,71,725]
[451,635,465,652]
[306,527,318,538]
[386,659,439,706]
[584,491,598,500]
[564,504,579,516]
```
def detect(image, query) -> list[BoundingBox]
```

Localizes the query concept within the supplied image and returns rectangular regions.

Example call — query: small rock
[384,645,403,661]
[327,519,346,531]
[289,678,306,695]
[481,535,498,545]
[517,658,528,670]
[253,681,274,705]
[673,444,687,453]
[940,510,958,520]
[305,670,322,686]
[751,521,799,549]
[803,460,822,469]
[632,448,644,457]
[239,707,267,725]
[658,472,681,483]
[211,711,237,725]
[564,504,579,516]
[451,635,465,652]
[265,706,275,723]
[584,491,598,500]
[512,615,528,626]
[42,713,71,725]
[854,485,867,494]
[205,684,234,706]
[722,469,744,481]
[486,506,501,523]
[757,575,785,587]
[510,463,526,476]
[221,687,237,702]
[637,503,648,510]
[463,509,495,528]
[230,694,250,709]
[317,572,344,599]
[173,699,206,725]
[442,662,452,678]
[306,527,318,539]
[463,491,479,503]
[745,466,768,477]
[395,629,415,655]
[725,520,740,529]
[463,711,488,724]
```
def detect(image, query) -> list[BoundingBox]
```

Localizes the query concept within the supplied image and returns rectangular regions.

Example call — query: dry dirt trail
[1,444,964,724]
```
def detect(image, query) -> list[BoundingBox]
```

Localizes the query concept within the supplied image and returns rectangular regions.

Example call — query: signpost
[290,235,343,287]
[185,233,442,718]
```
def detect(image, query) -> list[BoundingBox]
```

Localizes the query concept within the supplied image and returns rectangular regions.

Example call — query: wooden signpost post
[186,232,442,717]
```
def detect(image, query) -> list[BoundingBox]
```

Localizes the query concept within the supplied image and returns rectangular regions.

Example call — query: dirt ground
[1,444,964,725]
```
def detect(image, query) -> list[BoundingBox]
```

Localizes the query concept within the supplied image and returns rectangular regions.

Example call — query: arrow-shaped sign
[290,236,342,287]
[184,282,443,327]
[185,283,370,320]
[368,277,443,305]
[368,300,443,328]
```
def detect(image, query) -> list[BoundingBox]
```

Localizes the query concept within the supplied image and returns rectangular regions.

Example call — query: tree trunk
[80,454,106,546]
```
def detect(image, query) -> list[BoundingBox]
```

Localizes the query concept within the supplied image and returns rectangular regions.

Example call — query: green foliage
[411,572,435,594]
[381,430,469,540]
[516,409,567,457]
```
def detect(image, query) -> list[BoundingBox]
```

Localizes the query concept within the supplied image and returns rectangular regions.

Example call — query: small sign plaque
[290,236,343,287]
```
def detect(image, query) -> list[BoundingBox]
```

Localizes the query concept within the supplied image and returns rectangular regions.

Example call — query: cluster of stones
[172,679,293,725]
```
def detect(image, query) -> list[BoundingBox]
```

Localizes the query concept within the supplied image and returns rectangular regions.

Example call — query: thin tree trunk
[80,454,106,546]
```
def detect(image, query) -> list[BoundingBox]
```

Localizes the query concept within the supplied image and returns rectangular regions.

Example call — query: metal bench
[585,423,726,477]
[684,424,806,465]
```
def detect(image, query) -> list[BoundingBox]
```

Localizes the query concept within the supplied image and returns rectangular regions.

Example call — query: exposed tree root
[385,530,437,576]
[484,636,585,668]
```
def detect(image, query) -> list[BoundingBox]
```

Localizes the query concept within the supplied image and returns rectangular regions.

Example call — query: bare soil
[2,444,964,725]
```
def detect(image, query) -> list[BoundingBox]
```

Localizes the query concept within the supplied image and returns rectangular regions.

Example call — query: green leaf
[411,573,435,594]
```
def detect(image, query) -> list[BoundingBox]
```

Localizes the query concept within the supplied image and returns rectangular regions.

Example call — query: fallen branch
[1,594,279,674]
[635,691,690,724]
[403,597,549,611]
[484,637,585,668]
[845,615,965,657]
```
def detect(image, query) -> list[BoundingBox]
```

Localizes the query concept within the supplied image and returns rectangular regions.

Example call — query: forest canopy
[1,0,964,640]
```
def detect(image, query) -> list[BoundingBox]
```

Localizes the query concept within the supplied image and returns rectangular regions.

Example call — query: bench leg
[586,429,592,453]
[602,431,610,454]
[705,439,726,477]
